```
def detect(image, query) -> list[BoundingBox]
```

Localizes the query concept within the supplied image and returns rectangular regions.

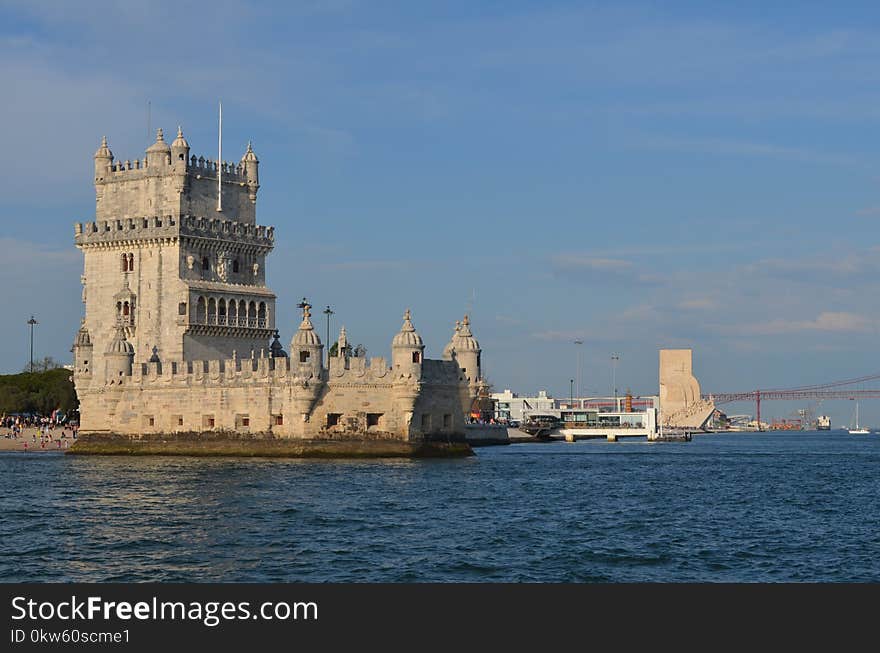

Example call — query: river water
[1,431,878,582]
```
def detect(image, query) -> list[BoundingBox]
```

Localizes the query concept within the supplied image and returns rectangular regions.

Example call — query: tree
[22,356,63,373]
[0,368,77,416]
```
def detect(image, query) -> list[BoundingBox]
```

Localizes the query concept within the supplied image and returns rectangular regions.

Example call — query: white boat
[847,402,870,434]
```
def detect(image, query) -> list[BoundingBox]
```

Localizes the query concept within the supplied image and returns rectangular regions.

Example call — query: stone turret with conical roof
[94,136,113,182]
[290,299,325,421]
[72,319,93,378]
[451,314,481,383]
[442,320,460,360]
[145,128,171,168]
[269,330,287,358]
[241,141,259,201]
[171,126,190,171]
[391,309,425,373]
[291,299,323,376]
[446,315,483,418]
[104,323,134,381]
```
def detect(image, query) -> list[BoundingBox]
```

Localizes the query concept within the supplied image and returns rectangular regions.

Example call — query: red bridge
[704,372,880,424]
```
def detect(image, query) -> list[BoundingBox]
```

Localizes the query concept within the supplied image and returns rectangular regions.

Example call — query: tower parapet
[74,214,275,248]
[93,131,259,224]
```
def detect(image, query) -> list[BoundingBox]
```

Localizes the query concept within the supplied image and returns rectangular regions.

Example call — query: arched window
[218,299,227,326]
[116,301,122,316]
[127,253,134,272]
[202,256,210,271]
[196,296,206,324]
[258,302,266,328]
[300,351,310,363]
[412,351,421,363]
[233,259,240,274]
[121,254,127,272]
[229,299,237,324]
[239,300,247,326]
[248,301,257,327]
[123,302,130,317]
[207,298,217,325]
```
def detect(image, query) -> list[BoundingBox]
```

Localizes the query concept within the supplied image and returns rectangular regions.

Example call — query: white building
[491,389,556,422]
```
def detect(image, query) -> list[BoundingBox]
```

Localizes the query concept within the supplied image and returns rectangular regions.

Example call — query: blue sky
[2,1,880,427]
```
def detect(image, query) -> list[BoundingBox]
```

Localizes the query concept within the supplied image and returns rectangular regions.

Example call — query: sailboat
[847,402,870,434]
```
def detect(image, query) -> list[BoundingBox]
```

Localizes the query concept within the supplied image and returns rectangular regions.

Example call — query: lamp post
[574,339,583,407]
[570,379,574,409]
[323,306,334,367]
[611,353,619,409]
[27,316,38,373]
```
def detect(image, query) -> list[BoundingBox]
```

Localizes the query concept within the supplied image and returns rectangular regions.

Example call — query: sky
[2,0,880,427]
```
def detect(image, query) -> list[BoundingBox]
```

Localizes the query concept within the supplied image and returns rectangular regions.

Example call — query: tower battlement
[103,155,249,183]
[74,215,275,248]
[93,128,260,224]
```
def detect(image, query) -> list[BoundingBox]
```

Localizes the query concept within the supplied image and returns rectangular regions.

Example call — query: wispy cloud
[531,329,594,342]
[678,298,718,311]
[550,255,662,286]
[637,136,859,166]
[741,256,878,281]
[734,312,874,335]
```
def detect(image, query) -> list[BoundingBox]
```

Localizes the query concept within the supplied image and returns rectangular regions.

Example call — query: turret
[451,314,481,385]
[290,300,324,422]
[94,136,113,181]
[269,330,287,358]
[442,320,461,361]
[72,320,93,378]
[171,126,190,171]
[145,128,171,168]
[104,323,134,381]
[391,309,425,374]
[290,300,323,376]
[241,142,259,202]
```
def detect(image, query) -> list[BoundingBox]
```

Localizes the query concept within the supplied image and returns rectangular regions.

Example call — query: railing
[193,316,268,329]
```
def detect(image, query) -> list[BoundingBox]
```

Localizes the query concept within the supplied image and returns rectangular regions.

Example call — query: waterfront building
[491,389,556,422]
[70,127,485,454]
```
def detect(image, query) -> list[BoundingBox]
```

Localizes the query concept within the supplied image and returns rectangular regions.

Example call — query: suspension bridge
[704,372,880,426]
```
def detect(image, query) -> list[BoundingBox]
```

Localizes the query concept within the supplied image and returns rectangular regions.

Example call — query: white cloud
[678,298,718,311]
[737,312,874,335]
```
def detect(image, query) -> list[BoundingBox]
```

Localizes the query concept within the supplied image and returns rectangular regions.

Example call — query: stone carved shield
[216,252,231,282]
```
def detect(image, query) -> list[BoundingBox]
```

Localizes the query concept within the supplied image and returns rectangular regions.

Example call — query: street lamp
[611,353,620,408]
[27,316,38,373]
[570,379,574,409]
[573,339,583,407]
[323,306,334,367]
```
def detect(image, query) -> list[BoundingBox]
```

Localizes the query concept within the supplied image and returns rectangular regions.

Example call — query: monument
[70,127,484,457]
[658,348,715,430]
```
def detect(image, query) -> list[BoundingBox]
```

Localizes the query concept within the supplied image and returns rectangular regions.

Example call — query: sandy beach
[0,427,75,452]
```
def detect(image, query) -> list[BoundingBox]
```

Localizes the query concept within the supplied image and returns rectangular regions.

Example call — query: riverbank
[68,432,473,458]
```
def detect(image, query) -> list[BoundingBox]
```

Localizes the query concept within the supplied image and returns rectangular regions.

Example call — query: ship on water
[817,415,831,430]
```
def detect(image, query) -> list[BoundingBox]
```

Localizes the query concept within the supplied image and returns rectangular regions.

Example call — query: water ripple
[1,432,879,581]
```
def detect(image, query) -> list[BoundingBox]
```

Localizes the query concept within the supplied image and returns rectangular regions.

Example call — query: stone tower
[443,315,483,416]
[73,128,277,386]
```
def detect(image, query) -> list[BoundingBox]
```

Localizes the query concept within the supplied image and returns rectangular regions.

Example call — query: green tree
[0,368,77,416]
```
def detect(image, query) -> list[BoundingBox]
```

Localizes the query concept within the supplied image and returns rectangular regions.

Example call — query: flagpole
[217,101,223,212]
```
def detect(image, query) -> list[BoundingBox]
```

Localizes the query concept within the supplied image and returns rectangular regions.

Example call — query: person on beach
[23,441,28,452]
